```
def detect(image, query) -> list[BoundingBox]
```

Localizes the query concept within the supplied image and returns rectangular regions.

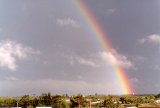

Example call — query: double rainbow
[72,0,132,94]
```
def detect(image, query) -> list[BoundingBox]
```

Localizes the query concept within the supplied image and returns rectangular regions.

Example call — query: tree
[70,94,88,108]
[19,95,30,108]
[31,98,39,107]
[39,92,52,106]
[102,96,118,108]
[156,93,160,99]
[119,97,126,104]
[51,95,68,108]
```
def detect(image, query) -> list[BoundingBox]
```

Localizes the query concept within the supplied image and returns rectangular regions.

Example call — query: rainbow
[72,0,132,94]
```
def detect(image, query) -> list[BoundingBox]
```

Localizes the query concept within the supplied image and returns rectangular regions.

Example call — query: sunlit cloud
[64,49,133,69]
[63,54,98,67]
[100,49,134,69]
[57,18,80,28]
[0,40,40,71]
[75,56,98,67]
[139,34,160,44]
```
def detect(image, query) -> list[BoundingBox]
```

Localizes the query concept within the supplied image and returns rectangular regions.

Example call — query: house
[126,107,137,108]
[156,99,160,103]
[36,107,52,108]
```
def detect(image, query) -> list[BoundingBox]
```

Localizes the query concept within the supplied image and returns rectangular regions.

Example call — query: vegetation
[0,93,159,108]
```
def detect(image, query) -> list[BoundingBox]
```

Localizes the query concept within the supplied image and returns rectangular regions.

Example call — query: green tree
[119,97,126,104]
[70,94,88,108]
[31,98,39,107]
[19,95,30,108]
[51,95,68,108]
[103,97,118,108]
[39,92,52,106]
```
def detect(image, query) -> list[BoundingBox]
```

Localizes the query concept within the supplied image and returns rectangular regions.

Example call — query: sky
[0,0,160,96]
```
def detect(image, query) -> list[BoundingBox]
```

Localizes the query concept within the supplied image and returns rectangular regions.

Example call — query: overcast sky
[0,0,160,96]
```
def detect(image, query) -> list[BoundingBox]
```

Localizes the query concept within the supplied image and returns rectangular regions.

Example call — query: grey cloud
[153,65,160,71]
[0,0,160,95]
[106,8,117,15]
[139,34,160,44]
[57,18,80,28]
[0,78,123,96]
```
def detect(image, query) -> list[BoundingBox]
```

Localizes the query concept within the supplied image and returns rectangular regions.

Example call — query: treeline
[0,92,69,108]
[0,92,160,108]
